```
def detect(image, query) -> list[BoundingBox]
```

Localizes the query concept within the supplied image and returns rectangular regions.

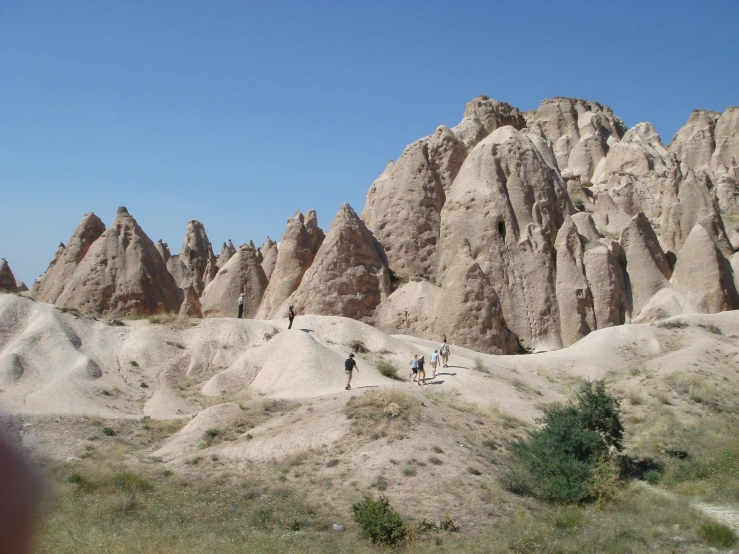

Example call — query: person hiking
[417,354,426,385]
[237,294,244,319]
[430,350,439,378]
[288,305,295,329]
[409,354,419,382]
[345,353,358,390]
[440,340,450,368]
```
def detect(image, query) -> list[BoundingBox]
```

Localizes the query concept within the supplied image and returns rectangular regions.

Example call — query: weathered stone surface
[671,223,739,313]
[712,107,739,180]
[583,242,628,329]
[526,97,626,180]
[54,207,180,316]
[435,242,517,354]
[0,259,18,293]
[257,211,324,319]
[439,126,571,349]
[156,240,171,262]
[200,244,268,318]
[462,96,526,135]
[669,109,721,175]
[555,218,596,346]
[619,212,672,317]
[178,285,202,318]
[15,280,29,293]
[259,237,278,280]
[217,240,236,268]
[286,204,390,321]
[167,221,216,296]
[362,125,467,279]
[35,213,106,303]
[593,192,632,236]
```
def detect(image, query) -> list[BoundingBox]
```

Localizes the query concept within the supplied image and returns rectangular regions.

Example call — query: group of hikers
[237,294,295,329]
[344,339,451,390]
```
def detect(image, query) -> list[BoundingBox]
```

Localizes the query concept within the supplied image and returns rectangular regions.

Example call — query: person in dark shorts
[345,353,358,390]
[417,354,426,385]
[288,305,295,329]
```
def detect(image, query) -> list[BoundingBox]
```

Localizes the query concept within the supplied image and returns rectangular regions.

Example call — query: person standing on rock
[440,340,450,368]
[345,353,358,390]
[430,350,439,378]
[288,305,295,329]
[417,355,426,385]
[237,294,244,319]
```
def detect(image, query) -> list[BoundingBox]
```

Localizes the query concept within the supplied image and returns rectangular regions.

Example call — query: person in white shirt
[237,294,244,318]
[430,350,439,378]
[439,340,450,368]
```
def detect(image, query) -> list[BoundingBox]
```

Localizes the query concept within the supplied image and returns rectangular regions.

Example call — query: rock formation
[217,240,236,268]
[259,237,278,280]
[0,259,18,293]
[15,280,29,293]
[257,211,324,319]
[35,213,106,303]
[53,207,180,316]
[166,220,217,296]
[200,244,268,318]
[285,204,390,320]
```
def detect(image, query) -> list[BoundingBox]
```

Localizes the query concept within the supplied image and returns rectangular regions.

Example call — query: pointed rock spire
[35,212,106,303]
[0,258,19,293]
[260,237,278,280]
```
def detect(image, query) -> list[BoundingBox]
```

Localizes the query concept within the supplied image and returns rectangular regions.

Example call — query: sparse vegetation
[574,198,585,211]
[350,340,369,354]
[698,323,722,335]
[129,360,138,367]
[352,495,405,546]
[102,427,115,436]
[509,380,623,504]
[656,319,689,330]
[375,359,400,380]
[345,390,419,422]
[472,357,488,373]
[263,328,279,341]
[698,522,737,548]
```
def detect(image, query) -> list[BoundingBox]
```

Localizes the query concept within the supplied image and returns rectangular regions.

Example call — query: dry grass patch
[424,391,524,429]
[345,390,420,422]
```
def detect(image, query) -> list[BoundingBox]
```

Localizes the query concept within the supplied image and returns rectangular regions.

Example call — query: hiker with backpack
[409,354,419,382]
[440,340,450,368]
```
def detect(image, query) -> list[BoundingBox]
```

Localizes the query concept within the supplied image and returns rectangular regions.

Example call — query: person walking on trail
[288,305,295,329]
[430,350,439,378]
[409,354,419,382]
[440,340,450,368]
[345,353,358,390]
[417,354,426,385]
[237,294,244,319]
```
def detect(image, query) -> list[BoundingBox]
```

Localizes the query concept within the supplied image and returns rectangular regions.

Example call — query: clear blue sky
[2,0,738,284]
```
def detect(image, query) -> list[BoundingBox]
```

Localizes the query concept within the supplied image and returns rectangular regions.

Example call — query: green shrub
[698,522,737,548]
[698,323,722,335]
[263,329,279,341]
[511,380,623,504]
[499,466,534,496]
[643,469,661,484]
[574,198,585,211]
[112,471,153,493]
[350,340,369,354]
[376,360,399,380]
[352,495,405,545]
[102,427,115,436]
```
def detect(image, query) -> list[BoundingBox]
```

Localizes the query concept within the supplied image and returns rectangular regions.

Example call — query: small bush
[698,522,737,548]
[574,198,585,211]
[473,357,488,373]
[112,471,153,493]
[326,459,339,468]
[140,382,148,388]
[352,495,405,545]
[350,340,369,354]
[102,427,115,436]
[371,475,388,491]
[439,513,459,532]
[585,457,621,506]
[402,465,417,477]
[264,329,279,341]
[376,360,400,380]
[467,466,482,476]
[656,320,689,330]
[67,472,97,492]
[428,456,443,466]
[432,445,444,454]
[129,360,139,367]
[698,323,722,335]
[345,390,419,421]
[499,467,534,496]
[643,469,661,484]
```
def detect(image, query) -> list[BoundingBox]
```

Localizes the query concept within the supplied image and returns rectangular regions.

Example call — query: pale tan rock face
[526,97,626,181]
[287,204,390,321]
[216,240,236,268]
[712,107,739,180]
[669,109,721,175]
[619,212,672,317]
[593,192,632,236]
[178,285,202,318]
[0,259,18,293]
[462,96,526,134]
[438,127,571,349]
[435,243,517,354]
[200,244,268,318]
[167,220,216,296]
[361,126,466,280]
[257,211,324,319]
[156,240,171,262]
[555,218,596,346]
[671,223,739,313]
[659,170,728,256]
[599,122,675,217]
[54,207,180,316]
[583,242,628,329]
[15,280,29,293]
[259,237,278,280]
[35,213,106,303]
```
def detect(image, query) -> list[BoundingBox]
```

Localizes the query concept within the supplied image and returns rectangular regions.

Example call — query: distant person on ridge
[417,354,426,385]
[430,350,439,378]
[344,353,358,390]
[237,294,244,319]
[288,305,295,329]
[440,340,450,368]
